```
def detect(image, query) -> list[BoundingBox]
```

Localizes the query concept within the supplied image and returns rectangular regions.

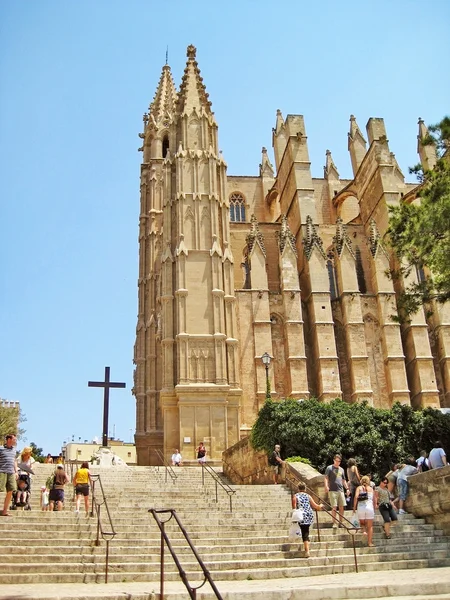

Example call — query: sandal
[1,513,12,517]
[384,533,391,539]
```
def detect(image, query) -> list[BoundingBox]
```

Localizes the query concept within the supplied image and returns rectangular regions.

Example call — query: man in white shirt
[171,449,182,466]
[429,441,447,469]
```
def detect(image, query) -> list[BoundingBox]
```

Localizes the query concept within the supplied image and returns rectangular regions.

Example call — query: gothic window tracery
[229,192,246,222]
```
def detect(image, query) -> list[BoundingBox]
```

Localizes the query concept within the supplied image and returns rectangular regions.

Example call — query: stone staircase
[1,464,449,587]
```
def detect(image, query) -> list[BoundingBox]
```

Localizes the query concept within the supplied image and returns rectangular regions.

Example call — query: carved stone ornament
[333,217,356,259]
[186,44,197,59]
[278,214,297,257]
[246,214,266,257]
[302,215,326,260]
[368,218,388,259]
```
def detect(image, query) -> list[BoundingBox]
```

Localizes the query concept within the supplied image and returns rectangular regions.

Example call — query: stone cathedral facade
[133,45,449,465]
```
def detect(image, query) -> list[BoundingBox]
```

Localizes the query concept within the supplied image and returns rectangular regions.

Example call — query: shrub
[285,456,312,466]
[251,398,450,481]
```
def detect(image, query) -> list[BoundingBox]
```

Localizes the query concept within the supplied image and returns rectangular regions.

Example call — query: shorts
[379,503,398,523]
[272,465,280,474]
[75,484,90,497]
[49,488,65,503]
[0,473,17,493]
[397,479,408,501]
[357,503,375,521]
[329,490,346,508]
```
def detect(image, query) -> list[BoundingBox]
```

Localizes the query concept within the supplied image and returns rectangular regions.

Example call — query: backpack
[45,474,55,489]
[269,452,278,466]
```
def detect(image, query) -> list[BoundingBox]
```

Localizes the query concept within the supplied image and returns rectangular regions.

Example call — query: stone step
[1,547,449,575]
[2,557,450,585]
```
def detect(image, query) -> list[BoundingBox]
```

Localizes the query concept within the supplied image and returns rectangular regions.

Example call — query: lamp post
[261,352,272,400]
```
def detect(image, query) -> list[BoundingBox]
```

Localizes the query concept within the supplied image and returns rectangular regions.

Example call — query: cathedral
[133,45,449,465]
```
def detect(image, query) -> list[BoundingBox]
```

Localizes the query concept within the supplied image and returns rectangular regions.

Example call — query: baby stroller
[11,471,32,511]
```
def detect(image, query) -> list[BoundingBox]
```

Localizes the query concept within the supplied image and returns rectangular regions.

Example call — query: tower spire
[417,117,437,171]
[176,45,213,116]
[348,114,367,176]
[148,63,177,125]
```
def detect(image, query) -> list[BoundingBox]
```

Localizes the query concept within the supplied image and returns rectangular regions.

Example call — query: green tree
[30,442,45,463]
[0,403,25,440]
[387,117,450,318]
[251,398,450,481]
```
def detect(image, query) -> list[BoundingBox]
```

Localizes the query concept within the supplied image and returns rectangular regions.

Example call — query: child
[15,478,30,506]
[41,486,49,511]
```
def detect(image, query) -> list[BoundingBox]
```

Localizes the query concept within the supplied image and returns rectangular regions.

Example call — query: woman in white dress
[353,475,377,547]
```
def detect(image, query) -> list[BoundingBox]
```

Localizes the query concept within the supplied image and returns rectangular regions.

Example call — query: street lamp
[261,352,272,400]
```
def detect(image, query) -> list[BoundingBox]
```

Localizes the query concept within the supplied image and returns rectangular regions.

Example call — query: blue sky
[1,1,449,454]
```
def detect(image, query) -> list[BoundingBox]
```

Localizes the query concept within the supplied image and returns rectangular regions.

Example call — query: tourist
[14,477,30,507]
[428,441,447,469]
[73,461,92,516]
[416,450,430,472]
[171,449,182,466]
[375,476,397,538]
[56,453,64,464]
[397,458,418,515]
[0,434,18,517]
[44,454,53,464]
[292,481,323,558]
[197,442,207,465]
[353,475,376,547]
[346,458,361,506]
[19,446,35,475]
[324,454,350,527]
[48,465,69,511]
[40,486,49,511]
[385,464,401,509]
[270,444,284,484]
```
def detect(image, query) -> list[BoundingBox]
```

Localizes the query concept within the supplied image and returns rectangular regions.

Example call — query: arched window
[162,135,169,158]
[327,252,339,300]
[229,192,246,222]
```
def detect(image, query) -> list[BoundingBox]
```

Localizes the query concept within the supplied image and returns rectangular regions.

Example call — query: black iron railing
[155,449,178,483]
[149,508,224,600]
[89,474,117,583]
[201,463,236,512]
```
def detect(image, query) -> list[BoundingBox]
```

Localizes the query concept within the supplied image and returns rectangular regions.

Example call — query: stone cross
[88,367,126,447]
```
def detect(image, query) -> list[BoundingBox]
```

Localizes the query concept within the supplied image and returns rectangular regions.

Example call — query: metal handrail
[155,449,177,483]
[89,474,117,583]
[285,463,360,572]
[149,508,224,600]
[201,463,236,512]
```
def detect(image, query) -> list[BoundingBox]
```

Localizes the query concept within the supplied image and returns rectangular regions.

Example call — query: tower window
[229,192,246,222]
[162,135,169,158]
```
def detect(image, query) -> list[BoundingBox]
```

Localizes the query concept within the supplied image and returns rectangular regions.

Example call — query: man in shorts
[0,434,18,517]
[324,454,350,527]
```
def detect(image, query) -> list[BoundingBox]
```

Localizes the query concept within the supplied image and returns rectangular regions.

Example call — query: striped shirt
[0,445,16,474]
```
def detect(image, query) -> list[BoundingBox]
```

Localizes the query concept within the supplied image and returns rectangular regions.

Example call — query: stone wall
[405,466,450,534]
[222,436,325,496]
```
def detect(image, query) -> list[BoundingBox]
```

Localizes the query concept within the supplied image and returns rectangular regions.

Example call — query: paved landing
[1,566,450,600]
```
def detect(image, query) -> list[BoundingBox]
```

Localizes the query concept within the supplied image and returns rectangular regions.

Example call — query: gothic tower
[134,46,241,465]
[134,46,448,466]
